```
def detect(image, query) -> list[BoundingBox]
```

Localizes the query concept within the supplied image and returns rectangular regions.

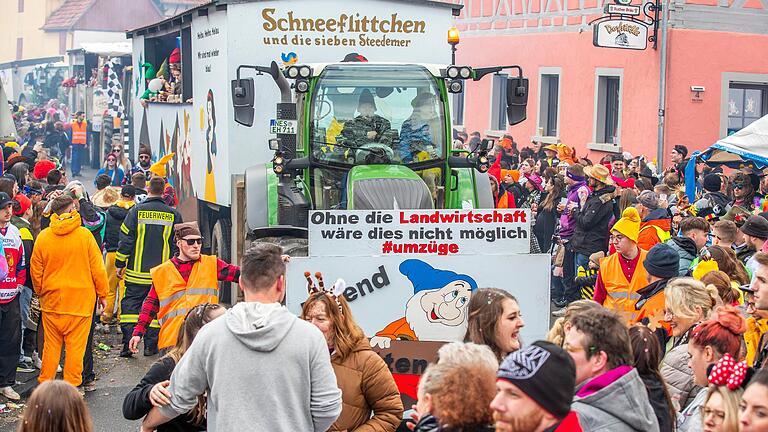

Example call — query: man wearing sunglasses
[128,221,240,354]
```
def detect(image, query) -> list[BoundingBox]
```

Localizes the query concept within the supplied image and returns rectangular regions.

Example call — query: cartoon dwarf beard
[405,291,469,342]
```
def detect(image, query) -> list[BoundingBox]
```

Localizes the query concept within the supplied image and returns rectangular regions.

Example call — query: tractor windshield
[310,64,446,167]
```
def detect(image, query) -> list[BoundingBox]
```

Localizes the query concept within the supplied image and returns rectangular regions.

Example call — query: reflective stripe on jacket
[152,255,218,349]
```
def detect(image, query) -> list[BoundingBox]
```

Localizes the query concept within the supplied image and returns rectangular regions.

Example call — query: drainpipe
[656,0,670,174]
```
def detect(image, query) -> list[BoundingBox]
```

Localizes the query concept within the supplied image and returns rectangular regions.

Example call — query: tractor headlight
[296,79,310,93]
[446,67,460,79]
[447,80,463,94]
[286,66,300,79]
[298,66,312,78]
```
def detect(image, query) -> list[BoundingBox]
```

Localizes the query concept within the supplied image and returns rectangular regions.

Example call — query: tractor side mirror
[506,77,528,126]
[231,78,255,126]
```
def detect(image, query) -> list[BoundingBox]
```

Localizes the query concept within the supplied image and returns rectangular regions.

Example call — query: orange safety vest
[600,248,649,322]
[151,255,219,349]
[71,121,87,145]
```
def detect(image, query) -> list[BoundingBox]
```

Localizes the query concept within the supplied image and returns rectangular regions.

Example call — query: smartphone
[559,197,568,206]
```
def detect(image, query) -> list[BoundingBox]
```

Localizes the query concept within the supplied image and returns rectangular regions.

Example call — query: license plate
[269,119,297,135]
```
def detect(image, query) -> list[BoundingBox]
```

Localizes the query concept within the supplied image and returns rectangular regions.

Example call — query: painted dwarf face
[418,280,472,326]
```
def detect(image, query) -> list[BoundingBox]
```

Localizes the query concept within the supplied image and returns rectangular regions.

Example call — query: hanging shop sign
[593,18,649,50]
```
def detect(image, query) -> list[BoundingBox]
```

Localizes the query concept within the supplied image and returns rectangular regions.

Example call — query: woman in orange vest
[593,207,649,323]
[70,111,88,178]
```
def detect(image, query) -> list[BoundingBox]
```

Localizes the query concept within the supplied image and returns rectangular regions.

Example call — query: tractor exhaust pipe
[269,61,292,103]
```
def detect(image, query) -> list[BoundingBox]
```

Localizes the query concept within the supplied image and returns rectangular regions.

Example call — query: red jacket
[549,411,583,431]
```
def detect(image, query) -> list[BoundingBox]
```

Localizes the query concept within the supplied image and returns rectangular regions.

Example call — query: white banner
[308,209,532,257]
[286,254,550,347]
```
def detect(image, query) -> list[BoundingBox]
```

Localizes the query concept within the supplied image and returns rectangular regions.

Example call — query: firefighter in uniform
[127,221,240,353]
[115,176,182,357]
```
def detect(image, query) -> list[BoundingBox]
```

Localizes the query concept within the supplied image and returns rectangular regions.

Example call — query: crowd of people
[6,101,768,432]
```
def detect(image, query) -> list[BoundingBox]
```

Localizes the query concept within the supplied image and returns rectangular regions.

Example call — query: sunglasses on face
[733,183,746,190]
[184,238,203,245]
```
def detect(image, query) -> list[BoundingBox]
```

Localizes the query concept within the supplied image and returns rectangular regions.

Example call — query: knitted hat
[643,243,680,278]
[399,259,477,294]
[500,169,520,183]
[497,341,576,419]
[740,215,768,240]
[673,144,688,159]
[13,193,31,217]
[611,207,641,243]
[703,174,722,193]
[149,153,175,178]
[588,251,605,266]
[139,144,152,158]
[637,190,659,210]
[33,160,56,180]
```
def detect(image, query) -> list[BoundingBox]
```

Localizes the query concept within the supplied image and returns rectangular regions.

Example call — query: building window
[490,73,508,131]
[16,38,23,60]
[595,74,622,145]
[728,83,767,134]
[18,0,24,13]
[538,73,559,137]
[451,91,464,126]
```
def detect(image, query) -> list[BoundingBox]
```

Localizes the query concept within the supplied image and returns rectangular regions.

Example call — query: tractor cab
[308,63,447,210]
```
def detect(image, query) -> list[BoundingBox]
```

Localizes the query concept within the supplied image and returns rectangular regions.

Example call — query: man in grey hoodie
[140,243,342,432]
[564,309,660,432]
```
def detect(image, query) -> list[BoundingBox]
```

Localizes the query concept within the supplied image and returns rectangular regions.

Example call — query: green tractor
[231,61,528,255]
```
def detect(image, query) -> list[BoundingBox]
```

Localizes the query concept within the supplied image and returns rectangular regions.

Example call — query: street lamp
[447,27,460,66]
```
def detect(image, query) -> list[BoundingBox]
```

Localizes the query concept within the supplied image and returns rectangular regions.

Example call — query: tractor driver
[399,93,440,163]
[340,89,391,148]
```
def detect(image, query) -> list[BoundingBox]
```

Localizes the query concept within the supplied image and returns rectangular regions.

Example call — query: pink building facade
[451,0,768,168]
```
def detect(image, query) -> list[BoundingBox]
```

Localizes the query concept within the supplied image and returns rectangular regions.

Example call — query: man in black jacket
[116,177,182,357]
[568,164,616,279]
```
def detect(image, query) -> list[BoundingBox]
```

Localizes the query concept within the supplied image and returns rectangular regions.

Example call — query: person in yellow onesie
[31,195,108,387]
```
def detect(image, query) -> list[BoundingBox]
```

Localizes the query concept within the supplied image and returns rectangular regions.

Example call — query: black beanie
[643,243,680,278]
[703,174,721,193]
[497,341,575,419]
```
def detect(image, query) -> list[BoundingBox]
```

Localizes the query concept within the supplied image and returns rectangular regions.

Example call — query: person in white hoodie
[140,243,342,432]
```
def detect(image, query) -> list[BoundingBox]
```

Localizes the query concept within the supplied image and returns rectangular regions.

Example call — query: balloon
[148,78,163,92]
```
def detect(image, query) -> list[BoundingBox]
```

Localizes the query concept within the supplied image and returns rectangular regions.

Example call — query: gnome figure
[370,259,477,348]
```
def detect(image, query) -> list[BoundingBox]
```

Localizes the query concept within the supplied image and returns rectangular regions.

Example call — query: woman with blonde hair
[123,303,225,431]
[301,277,402,432]
[546,299,602,347]
[702,383,746,432]
[18,380,93,432]
[661,277,720,411]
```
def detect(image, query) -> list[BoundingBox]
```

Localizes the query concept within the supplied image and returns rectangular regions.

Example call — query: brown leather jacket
[328,338,403,432]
